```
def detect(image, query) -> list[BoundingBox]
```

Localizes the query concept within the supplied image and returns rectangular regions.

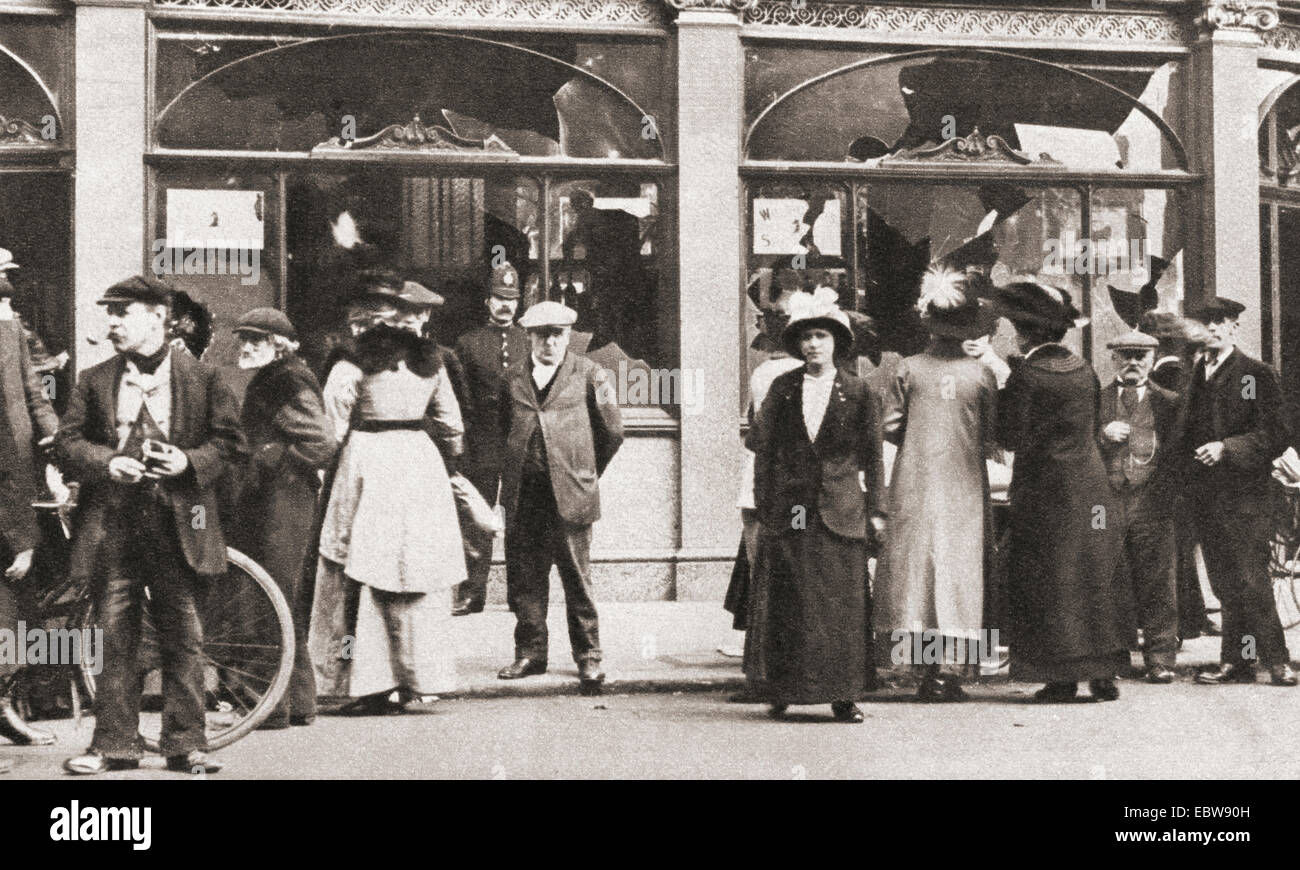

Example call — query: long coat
[743,366,885,705]
[875,345,997,640]
[58,350,246,580]
[498,351,623,526]
[0,319,59,553]
[1176,347,1290,516]
[998,344,1127,683]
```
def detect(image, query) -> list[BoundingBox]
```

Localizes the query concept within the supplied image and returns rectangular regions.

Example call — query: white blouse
[802,368,837,442]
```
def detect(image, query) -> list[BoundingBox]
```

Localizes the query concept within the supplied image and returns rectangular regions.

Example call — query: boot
[0,696,56,746]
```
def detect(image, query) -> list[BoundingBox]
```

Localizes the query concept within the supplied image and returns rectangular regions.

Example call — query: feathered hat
[916,267,999,340]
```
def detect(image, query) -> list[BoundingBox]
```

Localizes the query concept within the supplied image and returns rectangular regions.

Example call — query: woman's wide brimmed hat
[917,268,1000,340]
[993,281,1088,332]
[780,289,854,359]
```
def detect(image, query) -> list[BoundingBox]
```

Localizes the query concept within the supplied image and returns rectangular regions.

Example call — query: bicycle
[1270,478,1300,629]
[8,486,294,752]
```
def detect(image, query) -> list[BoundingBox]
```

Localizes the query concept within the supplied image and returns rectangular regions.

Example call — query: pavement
[373,601,1295,700]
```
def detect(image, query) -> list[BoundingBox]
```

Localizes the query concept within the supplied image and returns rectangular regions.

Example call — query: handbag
[449,473,503,536]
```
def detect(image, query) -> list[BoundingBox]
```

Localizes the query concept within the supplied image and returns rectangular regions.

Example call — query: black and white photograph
[0,0,1298,839]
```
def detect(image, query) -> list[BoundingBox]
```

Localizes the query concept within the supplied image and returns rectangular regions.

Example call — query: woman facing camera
[994,282,1127,703]
[743,296,886,723]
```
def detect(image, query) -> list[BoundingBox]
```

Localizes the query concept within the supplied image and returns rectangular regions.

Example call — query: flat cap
[97,275,173,307]
[233,307,297,341]
[1106,328,1158,351]
[518,300,577,330]
[398,280,444,309]
[489,262,521,299]
[0,248,18,272]
[1185,296,1246,323]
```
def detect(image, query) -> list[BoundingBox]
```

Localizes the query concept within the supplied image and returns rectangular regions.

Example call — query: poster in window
[753,198,841,257]
[166,189,265,250]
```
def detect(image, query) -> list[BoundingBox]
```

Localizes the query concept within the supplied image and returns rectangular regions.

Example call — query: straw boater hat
[916,267,999,341]
[993,281,1088,333]
[780,288,854,359]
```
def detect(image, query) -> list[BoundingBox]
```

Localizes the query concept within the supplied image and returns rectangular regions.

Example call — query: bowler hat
[518,300,577,330]
[1185,296,1246,323]
[489,262,521,300]
[994,282,1087,333]
[97,275,173,307]
[1106,328,1158,352]
[781,293,854,359]
[234,307,298,341]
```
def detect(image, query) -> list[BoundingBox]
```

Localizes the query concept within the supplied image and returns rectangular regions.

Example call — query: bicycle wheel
[79,547,295,752]
[1272,538,1300,630]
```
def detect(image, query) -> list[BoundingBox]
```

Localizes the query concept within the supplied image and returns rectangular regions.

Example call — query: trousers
[91,491,207,758]
[1191,500,1289,668]
[504,470,600,665]
[455,457,502,607]
[1114,486,1178,669]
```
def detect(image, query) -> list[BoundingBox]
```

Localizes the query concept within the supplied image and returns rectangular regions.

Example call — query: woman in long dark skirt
[993,282,1127,702]
[744,298,886,722]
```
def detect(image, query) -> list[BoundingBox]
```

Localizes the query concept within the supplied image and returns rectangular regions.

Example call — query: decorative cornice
[1198,0,1280,32]
[313,115,519,157]
[881,128,1053,166]
[1261,21,1300,51]
[0,116,53,148]
[150,0,667,27]
[741,2,1192,47]
[663,0,755,9]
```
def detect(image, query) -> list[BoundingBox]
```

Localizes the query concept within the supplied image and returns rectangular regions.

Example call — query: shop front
[5,0,1300,600]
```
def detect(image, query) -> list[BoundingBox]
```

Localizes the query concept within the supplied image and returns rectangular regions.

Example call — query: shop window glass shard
[154,32,662,159]
[0,47,60,147]
[746,49,1186,172]
[1260,74,1300,186]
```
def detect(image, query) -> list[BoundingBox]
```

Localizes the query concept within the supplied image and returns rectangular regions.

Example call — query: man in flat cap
[1177,296,1296,686]
[496,300,623,691]
[59,276,245,774]
[451,262,529,616]
[1099,328,1181,683]
[230,308,336,730]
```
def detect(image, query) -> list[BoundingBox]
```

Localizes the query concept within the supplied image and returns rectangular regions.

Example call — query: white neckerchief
[531,355,560,391]
[116,351,173,446]
[802,367,837,442]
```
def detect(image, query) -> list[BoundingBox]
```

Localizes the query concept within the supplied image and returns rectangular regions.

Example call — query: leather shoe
[165,750,223,774]
[0,697,56,746]
[578,661,605,695]
[917,676,967,703]
[1195,664,1256,685]
[64,751,139,775]
[1145,667,1176,684]
[451,598,485,617]
[1269,663,1298,686]
[1033,682,1078,703]
[497,658,547,680]
[1089,679,1120,701]
[831,701,864,723]
[767,704,788,719]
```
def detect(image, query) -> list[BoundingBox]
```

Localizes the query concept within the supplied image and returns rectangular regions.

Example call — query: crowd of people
[0,240,1296,774]
[0,253,622,775]
[730,267,1297,722]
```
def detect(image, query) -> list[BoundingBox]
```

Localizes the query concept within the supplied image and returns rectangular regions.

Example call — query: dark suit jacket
[0,319,60,552]
[1098,380,1180,497]
[746,366,886,541]
[58,350,246,579]
[499,351,623,526]
[455,323,528,464]
[1176,347,1290,514]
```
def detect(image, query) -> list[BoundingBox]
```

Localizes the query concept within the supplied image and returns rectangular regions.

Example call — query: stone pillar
[1190,0,1277,356]
[670,0,747,597]
[72,0,148,369]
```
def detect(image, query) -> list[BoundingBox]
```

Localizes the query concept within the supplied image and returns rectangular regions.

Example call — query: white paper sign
[753,198,841,256]
[167,189,265,250]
